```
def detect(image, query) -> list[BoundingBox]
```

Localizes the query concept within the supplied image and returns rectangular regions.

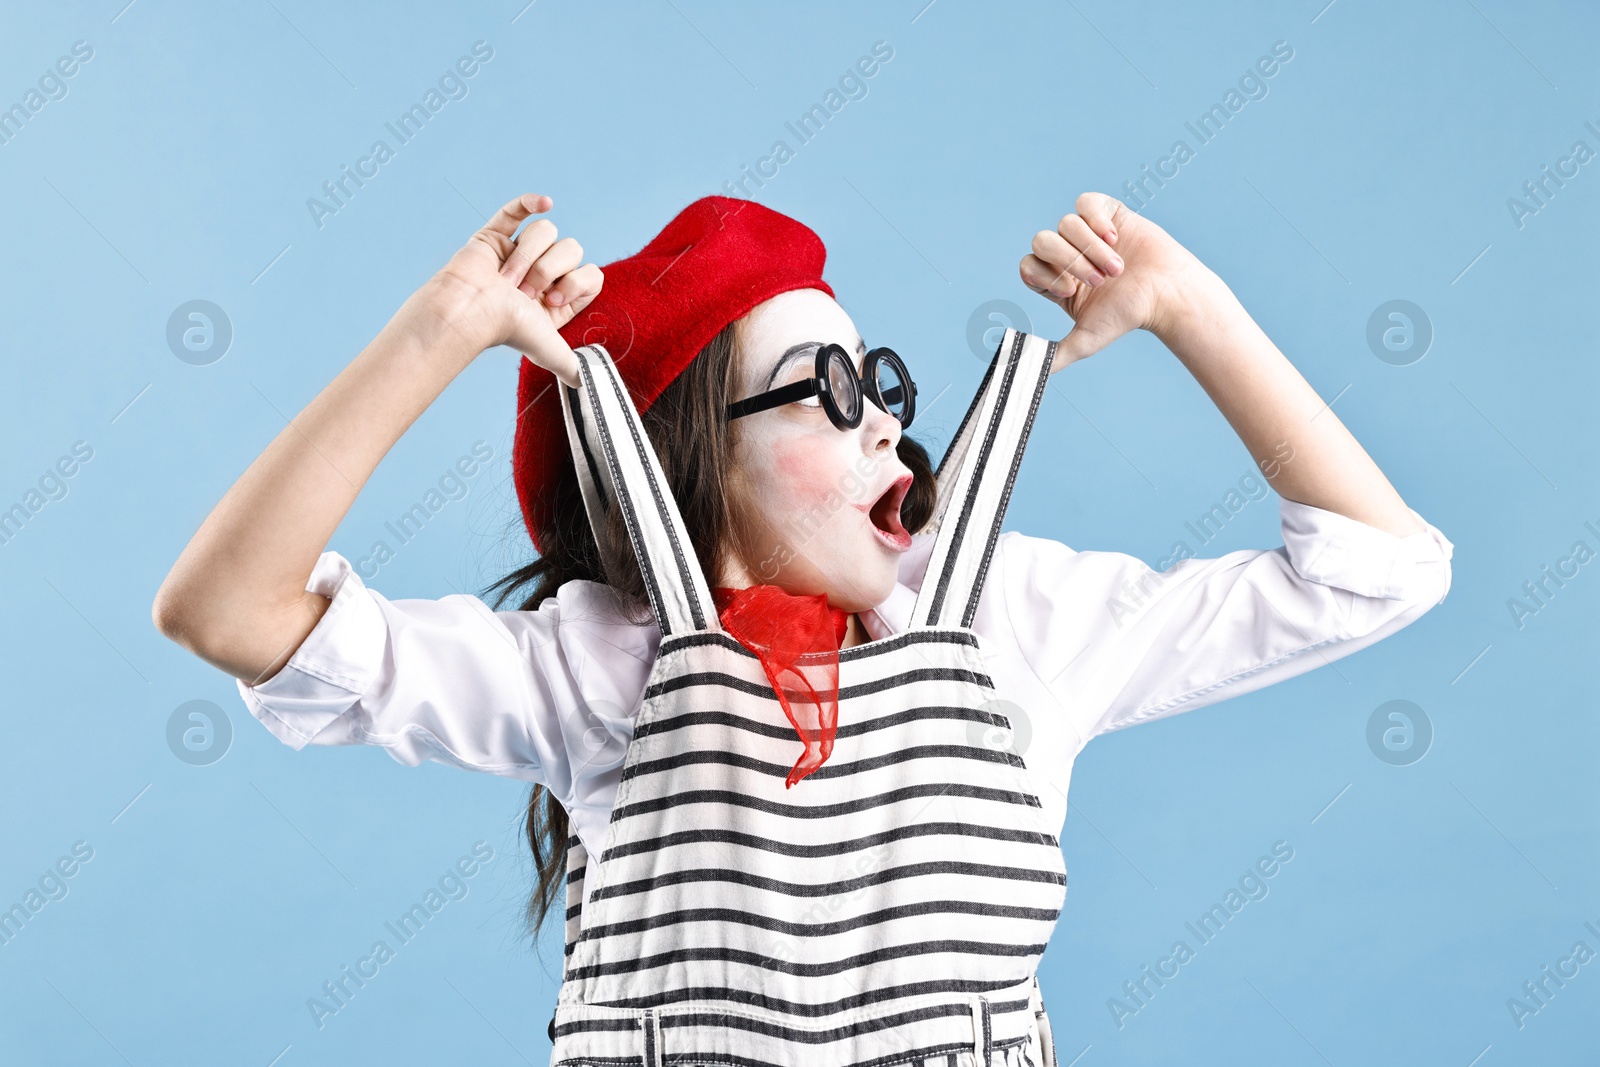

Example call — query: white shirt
[237,497,1453,862]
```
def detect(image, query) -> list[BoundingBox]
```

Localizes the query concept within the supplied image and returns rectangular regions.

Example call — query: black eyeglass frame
[724,343,918,431]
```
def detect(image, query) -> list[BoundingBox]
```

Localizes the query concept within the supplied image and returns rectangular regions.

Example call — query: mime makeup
[723,288,912,615]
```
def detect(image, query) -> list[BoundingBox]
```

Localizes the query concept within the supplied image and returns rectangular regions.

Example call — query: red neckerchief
[711,585,850,788]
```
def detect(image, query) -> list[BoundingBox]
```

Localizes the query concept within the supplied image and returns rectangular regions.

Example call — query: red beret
[512,195,836,554]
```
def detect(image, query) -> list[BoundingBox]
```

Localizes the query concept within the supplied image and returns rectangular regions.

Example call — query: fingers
[1030,228,1105,290]
[517,235,582,300]
[1057,213,1122,278]
[1019,253,1080,305]
[1074,191,1123,247]
[476,191,601,325]
[543,263,603,322]
[1032,218,1121,290]
[481,192,552,240]
[1022,192,1134,369]
[501,218,559,286]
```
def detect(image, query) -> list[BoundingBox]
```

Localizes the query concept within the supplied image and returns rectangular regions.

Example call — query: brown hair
[485,318,940,940]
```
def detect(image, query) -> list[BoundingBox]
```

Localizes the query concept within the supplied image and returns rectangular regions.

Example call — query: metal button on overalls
[546,329,1066,1067]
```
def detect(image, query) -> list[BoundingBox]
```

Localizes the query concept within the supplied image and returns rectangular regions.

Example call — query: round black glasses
[724,344,918,432]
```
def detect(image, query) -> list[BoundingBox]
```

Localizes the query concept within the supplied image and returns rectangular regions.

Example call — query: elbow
[152,553,214,649]
[1367,549,1453,612]
[1431,557,1453,607]
[152,579,195,648]
[152,579,229,663]
[1342,557,1452,646]
[151,575,243,665]
[152,585,287,685]
[1407,519,1455,609]
[1403,555,1453,612]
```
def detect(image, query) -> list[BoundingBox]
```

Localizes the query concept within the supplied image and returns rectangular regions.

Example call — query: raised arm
[153,192,597,686]
[1018,191,1424,539]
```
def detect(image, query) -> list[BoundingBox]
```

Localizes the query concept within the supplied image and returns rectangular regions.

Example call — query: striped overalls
[546,329,1066,1066]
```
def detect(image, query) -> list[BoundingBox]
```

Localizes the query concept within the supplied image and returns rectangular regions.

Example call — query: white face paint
[721,288,915,615]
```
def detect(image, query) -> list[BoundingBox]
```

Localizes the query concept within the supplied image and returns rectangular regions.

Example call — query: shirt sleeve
[233,552,660,802]
[1002,496,1455,742]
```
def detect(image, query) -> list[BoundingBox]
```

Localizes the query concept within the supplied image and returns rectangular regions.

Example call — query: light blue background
[2,1,1596,1064]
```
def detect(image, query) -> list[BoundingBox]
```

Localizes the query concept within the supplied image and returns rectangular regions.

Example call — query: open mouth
[863,473,913,550]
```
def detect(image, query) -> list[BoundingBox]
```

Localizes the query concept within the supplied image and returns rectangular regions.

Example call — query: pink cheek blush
[771,438,850,512]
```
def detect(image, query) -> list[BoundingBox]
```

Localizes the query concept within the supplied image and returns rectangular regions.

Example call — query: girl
[154,191,1453,1066]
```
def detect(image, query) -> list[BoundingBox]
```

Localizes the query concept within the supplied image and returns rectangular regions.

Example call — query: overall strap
[911,327,1056,630]
[558,343,720,638]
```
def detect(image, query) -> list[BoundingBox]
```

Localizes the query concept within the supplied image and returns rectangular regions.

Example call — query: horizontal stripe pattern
[553,632,1066,1062]
[550,331,1063,1067]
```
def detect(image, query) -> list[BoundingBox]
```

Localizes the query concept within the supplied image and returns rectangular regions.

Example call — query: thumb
[1055,320,1112,367]
[522,331,582,390]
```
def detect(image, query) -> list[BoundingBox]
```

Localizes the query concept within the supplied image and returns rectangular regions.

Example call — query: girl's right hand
[426,192,601,387]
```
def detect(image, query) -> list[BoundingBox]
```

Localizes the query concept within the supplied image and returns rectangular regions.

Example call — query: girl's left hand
[1019,191,1210,369]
